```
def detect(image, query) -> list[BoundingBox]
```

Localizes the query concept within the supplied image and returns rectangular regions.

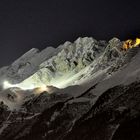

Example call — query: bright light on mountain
[3,80,35,90]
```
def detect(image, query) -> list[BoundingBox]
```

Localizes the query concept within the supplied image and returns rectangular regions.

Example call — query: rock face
[0,37,140,140]
[0,37,124,89]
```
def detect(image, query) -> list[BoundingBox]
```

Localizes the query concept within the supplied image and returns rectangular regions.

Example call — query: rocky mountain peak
[0,37,140,140]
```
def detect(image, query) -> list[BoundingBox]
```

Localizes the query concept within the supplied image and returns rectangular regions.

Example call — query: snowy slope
[0,37,130,109]
[0,37,140,140]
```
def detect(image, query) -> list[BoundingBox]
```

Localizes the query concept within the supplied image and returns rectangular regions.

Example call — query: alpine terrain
[0,37,140,140]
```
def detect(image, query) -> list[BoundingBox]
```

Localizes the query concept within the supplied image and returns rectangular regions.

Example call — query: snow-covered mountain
[0,37,140,140]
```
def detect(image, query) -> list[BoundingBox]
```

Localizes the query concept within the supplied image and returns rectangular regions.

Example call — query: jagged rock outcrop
[4,37,126,89]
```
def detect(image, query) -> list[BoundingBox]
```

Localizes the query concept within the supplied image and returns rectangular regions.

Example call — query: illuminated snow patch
[3,80,36,90]
[3,67,89,91]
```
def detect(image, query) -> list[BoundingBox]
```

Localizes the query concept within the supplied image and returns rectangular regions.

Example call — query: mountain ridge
[0,37,140,140]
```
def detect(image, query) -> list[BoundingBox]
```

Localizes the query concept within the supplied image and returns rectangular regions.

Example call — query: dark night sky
[0,0,140,67]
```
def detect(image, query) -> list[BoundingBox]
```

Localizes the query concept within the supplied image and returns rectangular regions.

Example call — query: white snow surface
[0,37,140,110]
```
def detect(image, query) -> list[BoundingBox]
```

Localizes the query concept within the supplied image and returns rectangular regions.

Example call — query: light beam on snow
[3,81,50,95]
[3,67,88,91]
[3,80,36,90]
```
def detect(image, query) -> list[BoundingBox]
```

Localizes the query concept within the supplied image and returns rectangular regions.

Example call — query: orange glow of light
[123,38,140,50]
[33,85,48,94]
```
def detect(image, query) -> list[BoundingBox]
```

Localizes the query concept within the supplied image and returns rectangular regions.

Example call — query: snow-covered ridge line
[0,37,140,140]
[0,37,107,87]
[0,36,130,93]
